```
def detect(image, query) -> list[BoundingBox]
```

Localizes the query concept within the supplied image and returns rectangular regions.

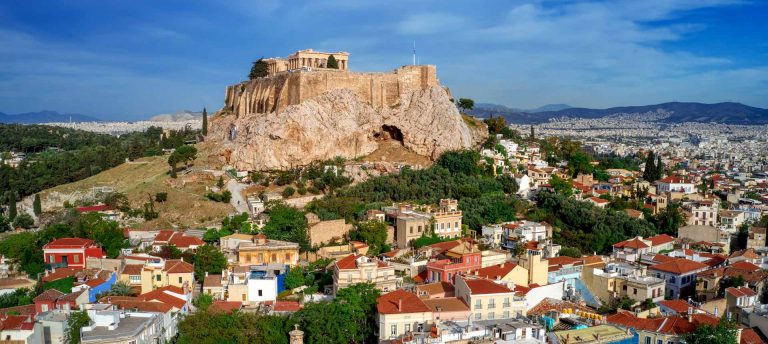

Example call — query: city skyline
[1,0,767,120]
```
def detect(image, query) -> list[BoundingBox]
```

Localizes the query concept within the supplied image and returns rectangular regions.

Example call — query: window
[657,340,663,344]
[475,313,481,320]
[242,293,246,300]
[271,253,277,262]
[405,324,410,333]
[475,300,482,310]
[156,274,161,282]
[488,312,495,320]
[391,325,397,336]
[645,337,651,344]
[73,255,79,263]
[258,253,264,263]
[367,272,372,281]
[246,254,251,263]
[488,299,495,309]
[347,274,352,283]
[49,254,55,263]
[129,275,141,284]
[41,304,48,312]
[417,225,422,233]
[258,290,263,297]
[285,253,292,261]
[633,288,637,295]
[503,297,510,307]
[178,277,183,284]
[503,311,510,318]
[455,221,459,229]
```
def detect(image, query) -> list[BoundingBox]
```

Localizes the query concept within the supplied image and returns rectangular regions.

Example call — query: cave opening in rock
[375,125,404,144]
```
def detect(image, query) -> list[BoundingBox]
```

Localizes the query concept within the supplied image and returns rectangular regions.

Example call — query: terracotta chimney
[398,298,402,311]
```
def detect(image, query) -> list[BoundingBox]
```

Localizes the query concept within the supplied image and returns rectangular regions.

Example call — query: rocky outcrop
[209,67,487,171]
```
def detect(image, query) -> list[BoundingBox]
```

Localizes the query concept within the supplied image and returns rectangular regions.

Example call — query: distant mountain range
[149,110,203,122]
[469,102,768,125]
[474,103,573,114]
[0,110,101,124]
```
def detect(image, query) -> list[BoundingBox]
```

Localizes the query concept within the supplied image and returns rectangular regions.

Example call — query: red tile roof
[169,233,204,248]
[376,289,430,315]
[154,230,174,242]
[334,254,360,270]
[472,263,520,280]
[33,289,65,302]
[608,312,718,336]
[0,305,35,317]
[729,261,761,272]
[648,234,675,246]
[658,299,694,314]
[209,301,243,313]
[613,237,649,249]
[84,278,106,288]
[588,197,610,204]
[741,328,767,344]
[650,258,708,275]
[272,300,302,312]
[43,237,96,249]
[164,259,194,274]
[121,264,143,275]
[42,267,81,282]
[726,287,757,298]
[464,278,513,295]
[102,297,174,313]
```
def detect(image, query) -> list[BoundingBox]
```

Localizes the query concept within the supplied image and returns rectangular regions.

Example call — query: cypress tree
[643,151,656,182]
[33,194,42,216]
[7,192,16,220]
[655,156,664,181]
[202,108,208,136]
[326,55,339,69]
[248,58,268,79]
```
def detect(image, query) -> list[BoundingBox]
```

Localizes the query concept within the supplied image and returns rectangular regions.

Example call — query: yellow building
[517,243,548,286]
[376,289,432,343]
[333,254,400,295]
[455,275,525,320]
[237,234,300,267]
[120,257,194,294]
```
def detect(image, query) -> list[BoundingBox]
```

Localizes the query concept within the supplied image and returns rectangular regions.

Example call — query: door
[61,256,68,266]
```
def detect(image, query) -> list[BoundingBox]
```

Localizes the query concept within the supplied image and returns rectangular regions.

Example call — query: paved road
[226,179,250,214]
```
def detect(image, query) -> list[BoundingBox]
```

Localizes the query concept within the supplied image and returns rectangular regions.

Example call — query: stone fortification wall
[224,65,439,116]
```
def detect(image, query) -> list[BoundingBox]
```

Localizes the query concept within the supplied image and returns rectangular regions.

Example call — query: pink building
[426,241,481,283]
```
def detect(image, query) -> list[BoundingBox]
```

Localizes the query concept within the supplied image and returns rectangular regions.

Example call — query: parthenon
[263,49,349,75]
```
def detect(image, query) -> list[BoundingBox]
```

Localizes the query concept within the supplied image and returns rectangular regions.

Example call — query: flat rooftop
[81,315,158,343]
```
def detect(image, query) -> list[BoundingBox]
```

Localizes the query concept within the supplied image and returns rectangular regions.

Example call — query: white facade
[247,276,278,303]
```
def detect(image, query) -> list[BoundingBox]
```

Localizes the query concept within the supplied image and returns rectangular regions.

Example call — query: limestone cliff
[209,66,487,171]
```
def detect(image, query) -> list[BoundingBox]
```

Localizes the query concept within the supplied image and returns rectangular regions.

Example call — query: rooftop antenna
[412,41,416,66]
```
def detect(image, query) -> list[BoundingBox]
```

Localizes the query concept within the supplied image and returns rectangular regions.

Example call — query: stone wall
[224,65,440,116]
[308,219,353,248]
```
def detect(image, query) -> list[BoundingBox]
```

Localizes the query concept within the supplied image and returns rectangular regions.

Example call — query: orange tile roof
[272,300,302,312]
[741,328,767,344]
[33,289,65,302]
[650,258,708,275]
[729,261,761,272]
[648,234,675,246]
[121,264,143,275]
[169,233,205,248]
[730,248,759,260]
[416,282,454,298]
[209,301,243,313]
[613,237,649,249]
[376,289,430,315]
[658,299,694,314]
[164,259,194,274]
[102,297,174,313]
[44,237,96,249]
[726,287,757,298]
[422,297,470,313]
[464,278,513,295]
[472,263,520,280]
[334,254,360,270]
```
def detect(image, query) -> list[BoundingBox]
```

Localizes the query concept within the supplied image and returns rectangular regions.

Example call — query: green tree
[155,192,167,203]
[176,310,263,344]
[33,194,42,216]
[0,215,10,233]
[284,266,306,290]
[352,220,388,256]
[497,174,519,194]
[643,151,657,182]
[64,310,91,344]
[682,319,739,344]
[7,192,16,220]
[202,228,221,243]
[282,186,295,198]
[656,156,665,180]
[567,151,593,177]
[202,107,208,136]
[194,245,228,282]
[12,213,34,229]
[326,55,339,69]
[262,202,309,250]
[653,203,685,235]
[193,293,213,311]
[107,281,136,296]
[559,246,582,258]
[168,145,198,178]
[217,176,225,189]
[549,175,573,197]
[249,58,269,79]
[457,98,475,112]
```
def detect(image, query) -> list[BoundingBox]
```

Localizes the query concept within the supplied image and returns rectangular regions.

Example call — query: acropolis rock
[208,63,487,171]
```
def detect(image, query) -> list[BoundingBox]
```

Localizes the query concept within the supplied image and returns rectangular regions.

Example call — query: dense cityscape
[2,1,768,344]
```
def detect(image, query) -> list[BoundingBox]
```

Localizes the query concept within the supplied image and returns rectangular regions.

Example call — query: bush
[282,187,295,198]
[307,186,320,194]
[155,192,167,203]
[297,187,307,196]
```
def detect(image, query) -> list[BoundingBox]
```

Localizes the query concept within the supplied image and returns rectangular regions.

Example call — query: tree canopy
[249,58,269,79]
[326,55,339,69]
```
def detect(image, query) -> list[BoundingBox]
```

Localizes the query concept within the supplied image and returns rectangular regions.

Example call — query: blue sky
[0,0,766,120]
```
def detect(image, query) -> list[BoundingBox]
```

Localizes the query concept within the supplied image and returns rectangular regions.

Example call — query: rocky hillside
[208,69,487,171]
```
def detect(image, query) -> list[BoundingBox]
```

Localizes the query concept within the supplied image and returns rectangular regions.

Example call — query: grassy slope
[40,155,233,229]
